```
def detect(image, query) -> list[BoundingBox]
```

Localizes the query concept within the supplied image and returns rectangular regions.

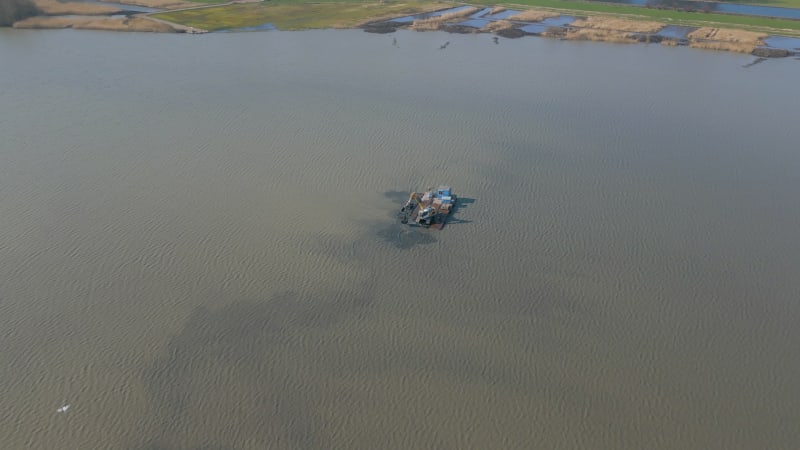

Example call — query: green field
[479,0,800,33]
[154,0,450,30]
[156,0,800,35]
[184,0,230,5]
[725,0,800,7]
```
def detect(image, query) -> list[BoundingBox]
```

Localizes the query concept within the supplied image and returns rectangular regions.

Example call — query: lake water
[1,28,799,449]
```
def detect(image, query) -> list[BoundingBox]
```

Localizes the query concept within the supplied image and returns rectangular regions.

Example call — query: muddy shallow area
[363,7,797,57]
[8,0,799,58]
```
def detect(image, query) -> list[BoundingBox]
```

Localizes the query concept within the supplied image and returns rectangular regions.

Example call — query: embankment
[13,15,181,32]
[687,27,766,53]
[32,0,120,15]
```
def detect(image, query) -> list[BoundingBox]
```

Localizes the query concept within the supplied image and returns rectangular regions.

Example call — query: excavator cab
[417,206,435,226]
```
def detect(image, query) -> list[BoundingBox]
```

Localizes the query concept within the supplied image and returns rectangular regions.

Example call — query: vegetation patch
[31,0,120,15]
[13,15,179,31]
[688,39,759,52]
[149,0,800,36]
[567,27,638,42]
[473,0,800,35]
[411,6,478,30]
[154,0,452,31]
[507,9,560,21]
[686,26,765,52]
[483,18,514,30]
[555,14,772,51]
[571,16,665,33]
[117,0,197,8]
[184,0,232,4]
[724,0,800,8]
[687,26,766,43]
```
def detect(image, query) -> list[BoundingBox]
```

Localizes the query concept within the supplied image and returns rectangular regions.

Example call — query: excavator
[399,191,436,227]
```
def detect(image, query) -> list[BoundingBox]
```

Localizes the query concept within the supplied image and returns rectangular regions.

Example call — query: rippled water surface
[1,28,799,449]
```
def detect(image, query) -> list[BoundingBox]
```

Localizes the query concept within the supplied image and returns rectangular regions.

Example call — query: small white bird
[56,404,70,413]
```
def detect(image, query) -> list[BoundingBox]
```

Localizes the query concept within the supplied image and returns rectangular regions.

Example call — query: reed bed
[571,16,664,33]
[566,28,637,43]
[32,0,119,15]
[108,0,194,8]
[507,9,560,22]
[13,15,89,28]
[686,27,765,53]
[411,6,478,30]
[687,27,766,45]
[688,40,758,53]
[483,19,514,31]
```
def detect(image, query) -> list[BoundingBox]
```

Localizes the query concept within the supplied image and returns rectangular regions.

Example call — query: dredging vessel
[399,185,456,229]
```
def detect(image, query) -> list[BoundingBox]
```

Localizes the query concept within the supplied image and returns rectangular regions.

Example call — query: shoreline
[363,9,796,57]
[7,0,800,58]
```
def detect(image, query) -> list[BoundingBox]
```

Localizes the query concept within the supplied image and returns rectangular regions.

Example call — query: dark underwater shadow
[136,292,371,450]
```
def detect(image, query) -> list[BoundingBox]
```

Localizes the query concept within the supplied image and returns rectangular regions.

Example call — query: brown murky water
[1,28,799,449]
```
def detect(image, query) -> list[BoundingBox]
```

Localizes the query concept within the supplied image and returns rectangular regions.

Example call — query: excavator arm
[399,192,419,224]
[399,192,435,226]
[401,192,421,213]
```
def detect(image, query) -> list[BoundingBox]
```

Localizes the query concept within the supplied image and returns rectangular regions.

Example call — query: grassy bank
[13,15,179,31]
[473,0,800,34]
[155,0,800,36]
[31,0,120,15]
[153,0,451,31]
[724,0,800,7]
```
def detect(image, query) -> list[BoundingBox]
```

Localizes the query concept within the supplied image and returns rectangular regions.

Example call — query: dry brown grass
[571,16,664,33]
[687,27,765,45]
[483,19,513,32]
[14,15,178,31]
[688,40,758,53]
[566,28,637,44]
[88,16,177,31]
[106,0,196,9]
[32,0,119,15]
[507,9,560,22]
[357,2,451,27]
[685,27,765,53]
[411,6,478,30]
[489,6,505,14]
[13,15,86,28]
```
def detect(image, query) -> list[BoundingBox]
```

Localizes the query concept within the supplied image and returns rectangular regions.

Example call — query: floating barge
[399,185,456,230]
